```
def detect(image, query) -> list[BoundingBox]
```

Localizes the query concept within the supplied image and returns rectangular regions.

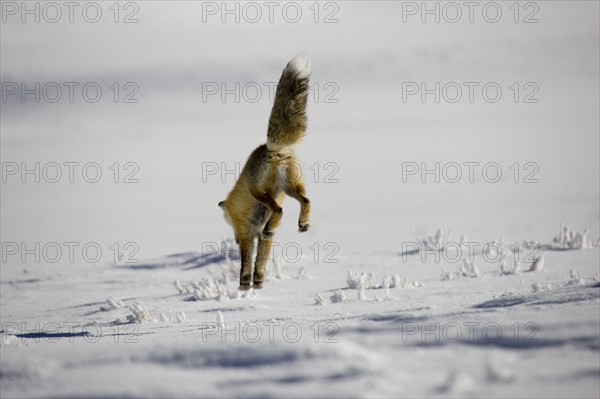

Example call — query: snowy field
[1,1,599,398]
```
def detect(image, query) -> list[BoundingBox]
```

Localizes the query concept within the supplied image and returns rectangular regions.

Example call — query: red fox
[218,53,312,290]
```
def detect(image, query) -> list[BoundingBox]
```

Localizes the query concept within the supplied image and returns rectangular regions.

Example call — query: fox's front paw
[298,223,310,232]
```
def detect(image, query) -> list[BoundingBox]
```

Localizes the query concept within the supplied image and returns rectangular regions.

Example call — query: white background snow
[1,1,599,398]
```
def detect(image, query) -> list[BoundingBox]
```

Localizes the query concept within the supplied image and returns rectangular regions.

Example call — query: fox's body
[219,54,311,290]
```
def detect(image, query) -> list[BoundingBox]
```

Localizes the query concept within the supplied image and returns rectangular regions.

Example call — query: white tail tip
[288,52,311,78]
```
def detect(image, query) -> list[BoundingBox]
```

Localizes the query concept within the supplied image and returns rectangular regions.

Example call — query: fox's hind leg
[253,238,272,289]
[238,235,255,290]
[251,191,283,240]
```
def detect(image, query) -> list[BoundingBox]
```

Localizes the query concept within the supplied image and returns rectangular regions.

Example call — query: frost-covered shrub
[192,277,236,301]
[357,286,367,301]
[346,271,421,300]
[460,258,481,278]
[499,260,520,275]
[385,275,421,288]
[552,223,589,250]
[442,259,482,280]
[125,300,155,323]
[216,311,225,328]
[529,256,544,272]
[381,276,390,289]
[530,282,551,293]
[100,296,124,311]
[414,228,454,251]
[330,290,346,303]
[380,276,395,300]
[296,265,309,280]
[347,270,367,289]
[565,269,584,286]
[401,277,420,287]
[159,311,187,323]
[366,272,376,288]
[174,280,189,295]
[214,260,239,283]
[379,275,403,289]
[315,294,327,305]
[175,310,187,323]
[441,268,453,281]
[347,271,388,290]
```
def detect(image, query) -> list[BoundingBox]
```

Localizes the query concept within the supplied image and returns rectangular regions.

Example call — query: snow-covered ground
[1,1,599,398]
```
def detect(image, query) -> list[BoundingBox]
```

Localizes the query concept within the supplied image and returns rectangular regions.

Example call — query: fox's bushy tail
[266,53,311,149]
